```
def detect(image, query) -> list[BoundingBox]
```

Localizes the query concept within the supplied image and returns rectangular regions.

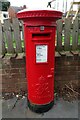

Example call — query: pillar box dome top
[17,8,62,26]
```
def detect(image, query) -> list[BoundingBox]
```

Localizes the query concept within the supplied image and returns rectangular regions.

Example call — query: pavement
[1,96,79,118]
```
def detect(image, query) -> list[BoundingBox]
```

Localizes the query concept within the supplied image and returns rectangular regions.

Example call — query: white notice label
[36,45,48,63]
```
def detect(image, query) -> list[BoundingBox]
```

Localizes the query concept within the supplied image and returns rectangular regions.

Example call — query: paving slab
[2,97,79,118]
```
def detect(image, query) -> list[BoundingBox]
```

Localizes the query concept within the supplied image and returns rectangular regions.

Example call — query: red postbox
[17,9,62,113]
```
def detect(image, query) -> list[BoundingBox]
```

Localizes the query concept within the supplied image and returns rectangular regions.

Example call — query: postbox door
[25,26,56,104]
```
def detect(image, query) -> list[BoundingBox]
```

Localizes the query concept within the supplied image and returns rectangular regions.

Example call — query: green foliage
[2,1,10,11]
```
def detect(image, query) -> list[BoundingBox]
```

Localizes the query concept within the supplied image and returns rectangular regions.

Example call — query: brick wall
[0,55,80,98]
[1,56,27,93]
[55,55,80,99]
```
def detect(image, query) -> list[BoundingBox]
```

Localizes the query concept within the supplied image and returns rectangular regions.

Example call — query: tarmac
[1,96,79,118]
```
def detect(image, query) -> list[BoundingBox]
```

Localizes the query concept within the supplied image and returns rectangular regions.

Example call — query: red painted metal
[17,10,62,105]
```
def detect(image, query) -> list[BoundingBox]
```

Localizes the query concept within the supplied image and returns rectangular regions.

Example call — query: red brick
[10,64,25,68]
[55,75,78,81]
[11,73,26,79]
[55,66,79,71]
[0,75,2,84]
[19,68,26,73]
[10,68,20,74]
[1,56,80,93]
[0,69,2,74]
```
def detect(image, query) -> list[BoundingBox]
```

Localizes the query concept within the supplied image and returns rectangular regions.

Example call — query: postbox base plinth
[28,99,54,113]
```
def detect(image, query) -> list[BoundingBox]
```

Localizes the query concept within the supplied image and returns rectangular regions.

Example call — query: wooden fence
[0,18,80,56]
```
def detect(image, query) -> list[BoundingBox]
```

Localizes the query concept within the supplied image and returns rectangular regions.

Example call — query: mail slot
[32,32,50,38]
[17,9,62,113]
[32,31,52,41]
